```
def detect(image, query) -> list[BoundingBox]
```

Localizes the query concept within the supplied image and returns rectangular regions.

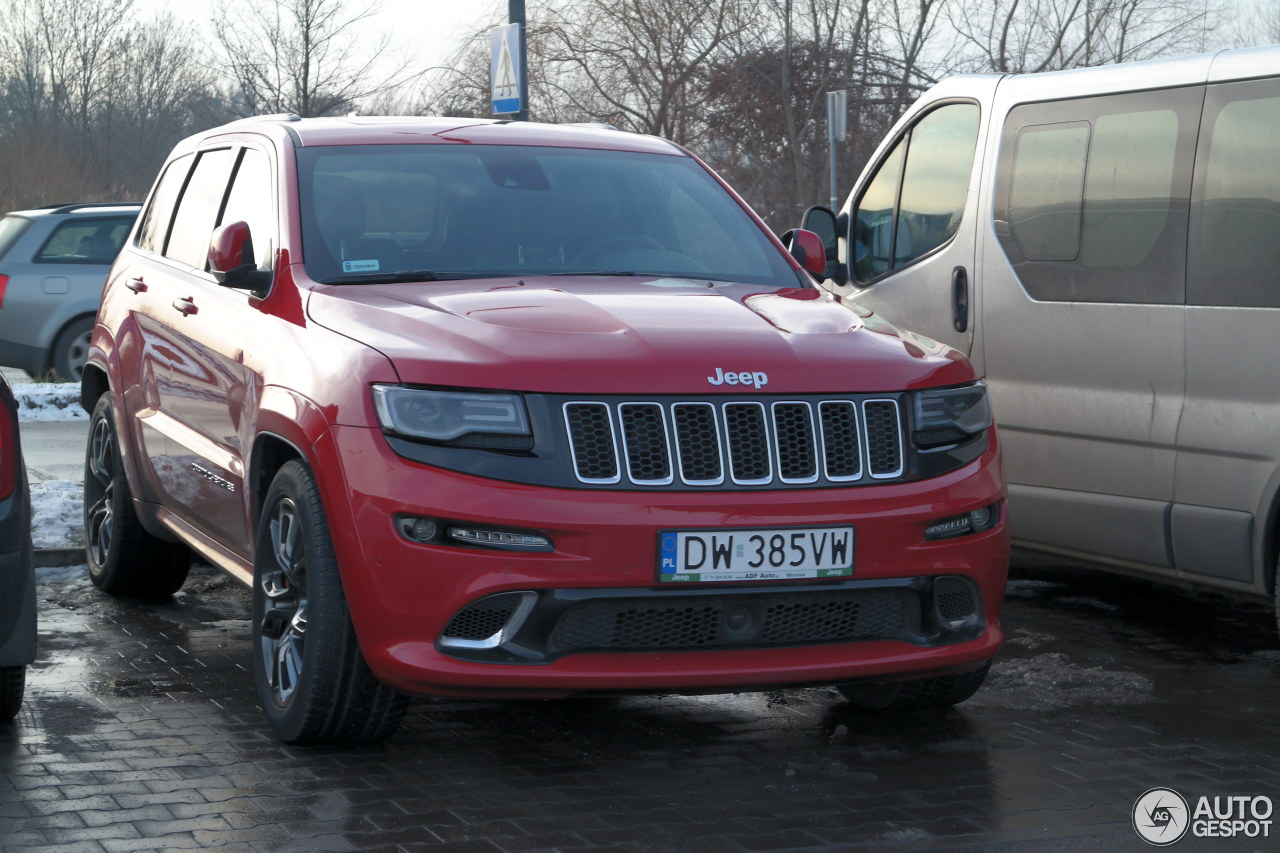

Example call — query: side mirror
[800,205,848,286]
[781,228,828,278]
[209,222,272,292]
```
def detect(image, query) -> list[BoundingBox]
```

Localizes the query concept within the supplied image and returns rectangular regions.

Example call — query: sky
[138,0,508,85]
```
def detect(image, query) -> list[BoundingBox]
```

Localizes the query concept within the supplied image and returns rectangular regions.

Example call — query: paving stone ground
[3,554,1279,852]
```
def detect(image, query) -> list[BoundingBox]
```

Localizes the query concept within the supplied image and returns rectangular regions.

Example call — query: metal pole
[510,0,529,121]
[826,91,847,209]
[829,125,838,209]
[826,92,838,208]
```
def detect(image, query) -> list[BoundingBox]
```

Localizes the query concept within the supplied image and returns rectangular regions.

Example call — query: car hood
[305,276,974,394]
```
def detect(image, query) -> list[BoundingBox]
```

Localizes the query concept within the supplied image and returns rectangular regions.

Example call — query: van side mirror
[780,228,828,278]
[800,205,848,286]
[209,221,272,292]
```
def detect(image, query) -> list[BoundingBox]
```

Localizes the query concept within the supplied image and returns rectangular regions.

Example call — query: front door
[822,99,985,358]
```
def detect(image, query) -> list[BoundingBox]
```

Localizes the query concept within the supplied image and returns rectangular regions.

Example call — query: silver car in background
[0,202,140,379]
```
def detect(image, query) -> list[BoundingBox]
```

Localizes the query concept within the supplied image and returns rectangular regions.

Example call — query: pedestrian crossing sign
[491,23,523,115]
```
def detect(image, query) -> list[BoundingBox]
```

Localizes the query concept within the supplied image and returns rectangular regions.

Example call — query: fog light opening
[397,515,441,543]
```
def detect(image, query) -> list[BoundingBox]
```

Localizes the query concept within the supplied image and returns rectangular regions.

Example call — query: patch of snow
[12,382,85,421]
[36,563,89,584]
[30,480,83,548]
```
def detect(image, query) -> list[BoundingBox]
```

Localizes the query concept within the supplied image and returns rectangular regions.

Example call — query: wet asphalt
[2,551,1278,852]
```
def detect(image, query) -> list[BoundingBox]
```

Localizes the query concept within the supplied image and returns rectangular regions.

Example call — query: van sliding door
[983,86,1201,569]
[1177,76,1280,588]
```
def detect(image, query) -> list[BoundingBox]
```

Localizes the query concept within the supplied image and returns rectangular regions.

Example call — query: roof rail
[41,202,140,215]
[231,113,303,124]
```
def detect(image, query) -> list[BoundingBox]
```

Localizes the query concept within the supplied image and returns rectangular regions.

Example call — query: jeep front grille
[562,396,904,488]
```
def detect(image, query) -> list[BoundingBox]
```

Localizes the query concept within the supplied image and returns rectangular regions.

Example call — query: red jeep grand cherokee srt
[81,116,1007,744]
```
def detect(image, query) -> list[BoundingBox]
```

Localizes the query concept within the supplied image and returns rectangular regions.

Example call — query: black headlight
[913,382,992,450]
[372,385,533,450]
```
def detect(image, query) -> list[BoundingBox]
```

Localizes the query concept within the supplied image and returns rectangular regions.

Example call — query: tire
[838,662,992,711]
[252,460,407,744]
[83,394,190,597]
[0,665,24,722]
[51,316,94,381]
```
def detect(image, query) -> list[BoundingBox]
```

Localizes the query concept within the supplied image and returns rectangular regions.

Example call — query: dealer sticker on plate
[658,526,854,583]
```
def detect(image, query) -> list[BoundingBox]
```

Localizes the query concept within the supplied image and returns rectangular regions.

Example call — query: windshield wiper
[321,269,437,284]
[543,270,640,277]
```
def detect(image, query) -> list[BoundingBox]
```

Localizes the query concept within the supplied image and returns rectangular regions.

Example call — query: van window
[995,88,1200,304]
[852,103,978,283]
[136,154,193,254]
[1009,122,1089,260]
[166,149,234,269]
[1189,81,1280,307]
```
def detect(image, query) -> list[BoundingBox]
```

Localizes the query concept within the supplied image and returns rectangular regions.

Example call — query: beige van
[802,45,1280,616]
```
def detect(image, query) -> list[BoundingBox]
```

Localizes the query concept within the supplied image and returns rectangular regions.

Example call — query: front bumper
[315,424,1009,697]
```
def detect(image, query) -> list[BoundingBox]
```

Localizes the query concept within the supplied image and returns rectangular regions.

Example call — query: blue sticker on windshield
[343,259,380,273]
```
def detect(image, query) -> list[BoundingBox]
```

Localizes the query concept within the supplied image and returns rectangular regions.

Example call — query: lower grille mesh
[550,588,908,652]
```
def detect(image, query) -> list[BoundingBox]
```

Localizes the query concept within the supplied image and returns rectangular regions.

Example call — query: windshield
[297,144,799,286]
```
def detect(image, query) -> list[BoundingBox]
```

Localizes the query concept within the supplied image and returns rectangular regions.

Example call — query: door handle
[172,297,199,316]
[126,277,147,293]
[951,266,969,334]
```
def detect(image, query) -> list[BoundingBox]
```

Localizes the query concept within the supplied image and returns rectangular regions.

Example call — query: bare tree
[536,0,755,142]
[949,0,1216,73]
[0,0,219,206]
[214,0,412,117]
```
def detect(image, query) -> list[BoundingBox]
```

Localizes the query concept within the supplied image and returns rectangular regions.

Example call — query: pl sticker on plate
[342,259,380,273]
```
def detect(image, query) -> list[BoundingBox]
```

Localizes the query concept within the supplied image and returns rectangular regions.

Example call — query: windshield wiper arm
[544,270,639,277]
[324,269,444,284]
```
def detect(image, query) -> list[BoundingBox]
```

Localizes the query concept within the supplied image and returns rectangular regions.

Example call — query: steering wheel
[572,235,665,267]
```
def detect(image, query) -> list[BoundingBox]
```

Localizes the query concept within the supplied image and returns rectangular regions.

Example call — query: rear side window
[35,218,135,264]
[852,103,979,283]
[136,154,193,254]
[994,87,1201,304]
[166,149,234,268]
[1189,80,1280,307]
[0,215,31,260]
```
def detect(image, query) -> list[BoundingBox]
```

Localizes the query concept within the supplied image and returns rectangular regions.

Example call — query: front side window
[994,87,1200,304]
[36,218,134,264]
[166,148,234,269]
[851,103,979,284]
[1189,81,1280,307]
[219,148,276,270]
[296,144,799,286]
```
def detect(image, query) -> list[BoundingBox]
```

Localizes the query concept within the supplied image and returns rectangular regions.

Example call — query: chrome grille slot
[672,403,723,485]
[564,402,620,483]
[819,401,861,481]
[619,403,672,485]
[724,402,771,484]
[863,399,903,478]
[772,402,818,483]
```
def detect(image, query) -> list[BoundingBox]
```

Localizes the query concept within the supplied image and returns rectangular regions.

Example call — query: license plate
[658,526,854,583]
